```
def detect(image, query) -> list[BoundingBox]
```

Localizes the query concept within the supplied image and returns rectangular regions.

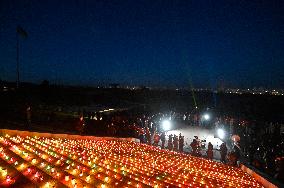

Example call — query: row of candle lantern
[0,134,263,188]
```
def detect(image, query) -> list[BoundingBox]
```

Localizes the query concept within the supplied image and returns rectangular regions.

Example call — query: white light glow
[217,129,225,139]
[203,114,210,121]
[162,120,171,131]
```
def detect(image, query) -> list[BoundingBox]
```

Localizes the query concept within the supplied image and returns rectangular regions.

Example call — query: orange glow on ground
[0,134,264,187]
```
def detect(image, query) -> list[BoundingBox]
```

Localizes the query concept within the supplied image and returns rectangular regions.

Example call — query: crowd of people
[153,133,185,152]
[148,131,240,166]
[244,132,284,181]
[75,109,283,183]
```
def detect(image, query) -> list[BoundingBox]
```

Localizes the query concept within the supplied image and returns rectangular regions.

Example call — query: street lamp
[203,114,210,121]
[162,120,171,131]
[217,129,225,139]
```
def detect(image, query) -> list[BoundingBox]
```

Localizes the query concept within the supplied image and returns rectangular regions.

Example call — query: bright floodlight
[203,114,210,121]
[162,120,171,131]
[217,129,225,139]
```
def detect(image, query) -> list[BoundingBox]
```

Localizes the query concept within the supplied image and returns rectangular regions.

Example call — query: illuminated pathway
[0,134,263,187]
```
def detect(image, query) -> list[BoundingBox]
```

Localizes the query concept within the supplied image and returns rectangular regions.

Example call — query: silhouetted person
[233,142,241,165]
[173,135,178,151]
[207,142,213,160]
[168,134,173,150]
[274,157,284,182]
[153,132,160,146]
[179,134,184,152]
[220,142,228,163]
[108,123,116,136]
[227,151,239,166]
[161,132,166,149]
[76,115,85,135]
[190,139,198,156]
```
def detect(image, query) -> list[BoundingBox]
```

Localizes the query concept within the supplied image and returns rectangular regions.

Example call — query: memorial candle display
[0,134,263,187]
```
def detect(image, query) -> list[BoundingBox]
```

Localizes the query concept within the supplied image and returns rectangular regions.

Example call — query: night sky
[0,0,284,88]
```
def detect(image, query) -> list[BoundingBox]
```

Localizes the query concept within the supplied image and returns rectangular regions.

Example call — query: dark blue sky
[1,0,284,88]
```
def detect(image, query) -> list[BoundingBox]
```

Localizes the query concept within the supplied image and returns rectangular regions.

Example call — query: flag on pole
[17,26,28,38]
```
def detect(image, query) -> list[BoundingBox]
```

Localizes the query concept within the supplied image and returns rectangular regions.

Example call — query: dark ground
[0,81,284,137]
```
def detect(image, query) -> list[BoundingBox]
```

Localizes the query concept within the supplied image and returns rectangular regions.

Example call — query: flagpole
[16,31,20,89]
